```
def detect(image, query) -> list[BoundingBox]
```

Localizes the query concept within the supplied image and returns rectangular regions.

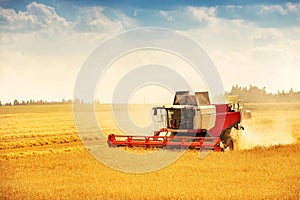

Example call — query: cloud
[286,2,300,13]
[186,6,217,25]
[0,2,136,34]
[257,4,288,16]
[0,2,71,32]
[210,3,300,28]
[159,10,173,22]
[133,9,138,17]
[76,7,122,33]
[111,9,138,29]
[257,3,300,16]
[0,3,137,57]
[248,28,281,43]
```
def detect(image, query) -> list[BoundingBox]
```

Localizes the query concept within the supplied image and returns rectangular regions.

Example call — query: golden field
[0,103,300,199]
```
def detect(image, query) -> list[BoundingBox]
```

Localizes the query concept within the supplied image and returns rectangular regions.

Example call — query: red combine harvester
[107,91,244,151]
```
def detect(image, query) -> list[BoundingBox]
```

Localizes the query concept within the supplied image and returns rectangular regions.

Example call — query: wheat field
[0,103,300,199]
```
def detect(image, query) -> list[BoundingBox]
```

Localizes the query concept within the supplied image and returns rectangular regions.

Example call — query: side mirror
[153,108,157,115]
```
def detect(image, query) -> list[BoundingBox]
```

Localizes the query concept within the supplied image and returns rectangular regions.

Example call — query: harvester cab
[152,104,214,137]
[107,91,244,151]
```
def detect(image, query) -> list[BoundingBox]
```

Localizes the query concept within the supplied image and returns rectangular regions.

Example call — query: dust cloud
[232,119,295,150]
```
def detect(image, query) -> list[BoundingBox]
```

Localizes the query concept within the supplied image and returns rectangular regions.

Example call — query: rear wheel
[222,138,234,151]
[225,138,234,151]
[220,128,234,151]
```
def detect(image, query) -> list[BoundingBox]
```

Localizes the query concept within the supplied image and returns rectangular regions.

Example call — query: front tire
[225,138,234,151]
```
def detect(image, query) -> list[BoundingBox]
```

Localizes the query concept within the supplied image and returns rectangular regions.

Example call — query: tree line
[0,98,74,106]
[0,98,103,106]
[0,85,299,106]
[227,85,300,103]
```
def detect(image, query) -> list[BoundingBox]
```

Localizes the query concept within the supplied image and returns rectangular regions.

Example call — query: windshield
[152,108,167,130]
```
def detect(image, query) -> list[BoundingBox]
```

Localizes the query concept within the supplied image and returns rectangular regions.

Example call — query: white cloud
[111,9,138,28]
[133,9,138,17]
[248,28,289,50]
[257,3,300,16]
[0,2,71,32]
[26,2,70,27]
[0,2,136,34]
[0,3,136,56]
[186,6,217,25]
[75,7,138,33]
[287,2,300,14]
[286,3,298,13]
[159,10,173,22]
[257,4,288,16]
[76,7,122,33]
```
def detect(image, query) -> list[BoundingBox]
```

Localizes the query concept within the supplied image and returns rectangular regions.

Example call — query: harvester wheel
[226,138,234,151]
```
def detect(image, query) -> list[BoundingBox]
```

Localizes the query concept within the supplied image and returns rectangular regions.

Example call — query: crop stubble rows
[0,105,123,158]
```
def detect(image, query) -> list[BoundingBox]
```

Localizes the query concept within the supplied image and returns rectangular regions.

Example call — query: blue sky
[2,0,299,28]
[0,0,299,103]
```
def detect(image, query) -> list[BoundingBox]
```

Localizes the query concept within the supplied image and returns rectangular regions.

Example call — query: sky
[0,0,299,103]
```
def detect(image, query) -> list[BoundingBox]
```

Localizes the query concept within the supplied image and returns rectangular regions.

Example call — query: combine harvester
[107,91,245,151]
